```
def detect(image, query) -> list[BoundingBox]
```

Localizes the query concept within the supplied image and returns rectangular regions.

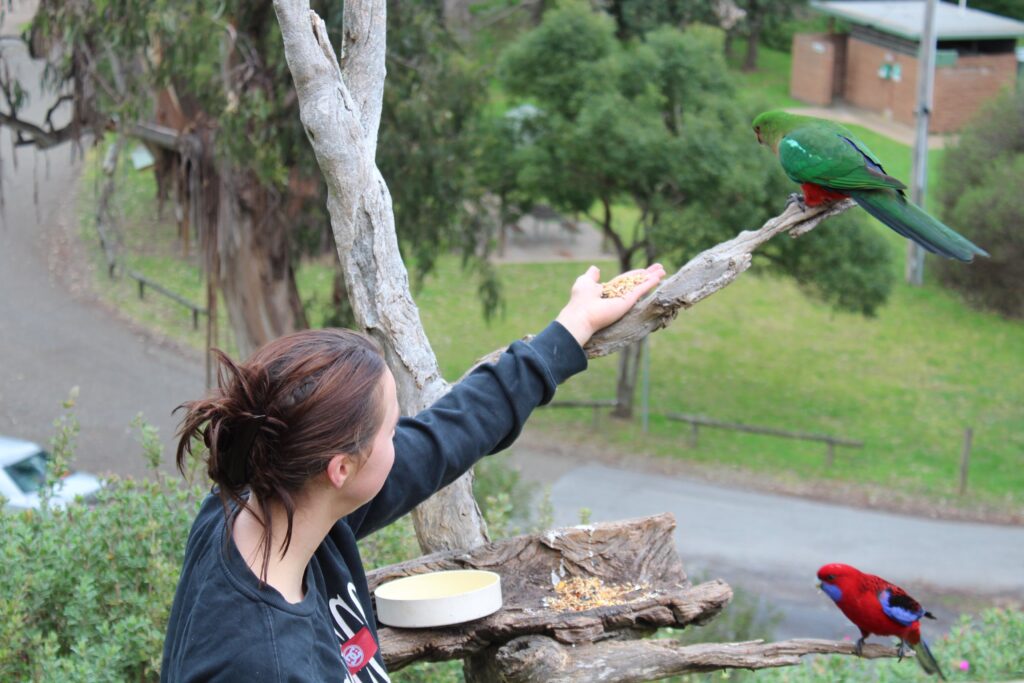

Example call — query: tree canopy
[492,3,893,315]
[938,88,1024,318]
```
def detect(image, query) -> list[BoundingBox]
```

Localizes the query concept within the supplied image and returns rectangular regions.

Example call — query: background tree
[495,3,892,416]
[966,0,1024,21]
[725,0,803,70]
[936,88,1024,318]
[14,0,311,357]
[4,0,493,354]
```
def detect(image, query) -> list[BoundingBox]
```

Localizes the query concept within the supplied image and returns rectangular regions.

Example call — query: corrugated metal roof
[811,1,1024,41]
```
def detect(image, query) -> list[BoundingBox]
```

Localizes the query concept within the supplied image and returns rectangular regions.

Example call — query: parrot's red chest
[801,183,849,207]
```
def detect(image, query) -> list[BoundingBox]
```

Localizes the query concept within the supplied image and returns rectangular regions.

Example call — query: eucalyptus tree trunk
[215,167,308,358]
[273,0,489,553]
[612,341,643,419]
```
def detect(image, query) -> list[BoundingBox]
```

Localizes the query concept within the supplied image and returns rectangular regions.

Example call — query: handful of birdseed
[600,272,647,299]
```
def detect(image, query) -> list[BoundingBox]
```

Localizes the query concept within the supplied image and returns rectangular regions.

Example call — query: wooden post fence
[547,399,618,428]
[666,413,863,467]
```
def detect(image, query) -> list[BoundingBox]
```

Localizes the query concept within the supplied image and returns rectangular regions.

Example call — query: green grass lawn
[419,257,1024,507]
[295,250,1024,508]
[73,33,1023,514]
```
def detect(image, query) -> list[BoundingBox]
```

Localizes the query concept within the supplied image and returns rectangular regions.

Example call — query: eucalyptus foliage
[17,0,497,330]
[493,2,893,312]
[938,89,1024,319]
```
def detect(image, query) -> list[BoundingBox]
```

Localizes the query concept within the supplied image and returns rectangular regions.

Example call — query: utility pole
[906,0,938,285]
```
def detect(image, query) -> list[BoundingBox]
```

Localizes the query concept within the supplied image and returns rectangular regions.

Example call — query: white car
[0,435,104,511]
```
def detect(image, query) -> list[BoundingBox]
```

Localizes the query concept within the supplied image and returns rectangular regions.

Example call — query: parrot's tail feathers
[914,639,947,680]
[849,190,989,263]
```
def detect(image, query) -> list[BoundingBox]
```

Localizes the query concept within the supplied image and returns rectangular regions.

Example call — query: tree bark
[273,0,489,553]
[464,637,902,682]
[744,16,763,71]
[215,167,308,358]
[365,513,731,671]
[612,340,643,418]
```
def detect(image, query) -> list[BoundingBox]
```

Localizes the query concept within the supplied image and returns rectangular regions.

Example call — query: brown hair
[175,328,388,583]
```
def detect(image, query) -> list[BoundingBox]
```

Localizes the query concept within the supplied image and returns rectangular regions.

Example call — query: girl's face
[344,369,400,507]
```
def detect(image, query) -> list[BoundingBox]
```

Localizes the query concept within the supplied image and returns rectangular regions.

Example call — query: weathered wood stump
[368,513,902,680]
[367,513,731,670]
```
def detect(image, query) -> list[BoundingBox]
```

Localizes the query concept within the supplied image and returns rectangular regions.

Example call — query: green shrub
[751,607,1024,682]
[0,398,550,682]
[938,88,1024,318]
[0,409,205,682]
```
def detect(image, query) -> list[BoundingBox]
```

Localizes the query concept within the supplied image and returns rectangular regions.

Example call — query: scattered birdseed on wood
[600,272,648,299]
[543,576,651,612]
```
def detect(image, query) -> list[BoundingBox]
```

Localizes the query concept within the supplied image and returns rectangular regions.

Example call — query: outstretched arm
[345,264,664,538]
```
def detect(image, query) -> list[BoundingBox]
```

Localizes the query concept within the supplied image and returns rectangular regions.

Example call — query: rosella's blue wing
[879,587,926,627]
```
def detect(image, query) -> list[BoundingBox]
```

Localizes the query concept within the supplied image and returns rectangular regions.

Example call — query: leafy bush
[0,408,204,682]
[0,398,548,683]
[751,607,1024,682]
[937,89,1024,318]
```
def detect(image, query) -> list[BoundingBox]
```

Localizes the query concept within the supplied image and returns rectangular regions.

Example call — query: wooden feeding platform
[367,513,900,681]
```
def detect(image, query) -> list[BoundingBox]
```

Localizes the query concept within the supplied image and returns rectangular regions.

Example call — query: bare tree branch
[466,635,901,683]
[273,0,486,554]
[584,199,856,358]
[0,110,81,148]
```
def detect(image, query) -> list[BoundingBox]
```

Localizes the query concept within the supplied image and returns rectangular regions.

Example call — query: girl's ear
[325,453,356,490]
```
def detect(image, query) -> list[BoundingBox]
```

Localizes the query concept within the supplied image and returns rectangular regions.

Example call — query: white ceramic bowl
[374,569,503,628]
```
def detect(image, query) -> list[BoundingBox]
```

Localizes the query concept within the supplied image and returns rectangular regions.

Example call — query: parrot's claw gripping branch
[786,192,808,213]
[584,198,856,359]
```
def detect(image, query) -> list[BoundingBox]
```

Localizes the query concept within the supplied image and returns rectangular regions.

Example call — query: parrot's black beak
[754,128,763,145]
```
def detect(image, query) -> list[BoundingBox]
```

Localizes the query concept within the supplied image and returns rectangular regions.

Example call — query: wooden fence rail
[665,413,863,467]
[546,399,618,427]
[125,268,207,330]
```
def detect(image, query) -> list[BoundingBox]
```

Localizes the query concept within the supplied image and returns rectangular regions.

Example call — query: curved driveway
[0,29,203,479]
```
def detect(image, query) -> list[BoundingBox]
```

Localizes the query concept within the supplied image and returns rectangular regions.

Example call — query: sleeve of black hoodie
[344,321,587,540]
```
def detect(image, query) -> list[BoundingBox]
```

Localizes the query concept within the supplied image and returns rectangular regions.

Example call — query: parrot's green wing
[778,123,907,192]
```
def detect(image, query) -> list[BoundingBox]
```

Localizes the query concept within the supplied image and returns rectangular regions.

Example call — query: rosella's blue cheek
[820,582,842,603]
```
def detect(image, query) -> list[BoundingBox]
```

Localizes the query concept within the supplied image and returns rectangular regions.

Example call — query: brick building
[790,1,1024,133]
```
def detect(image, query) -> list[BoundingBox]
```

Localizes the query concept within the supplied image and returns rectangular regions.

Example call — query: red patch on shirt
[340,627,378,676]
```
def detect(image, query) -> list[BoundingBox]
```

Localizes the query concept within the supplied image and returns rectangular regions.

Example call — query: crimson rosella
[817,563,946,679]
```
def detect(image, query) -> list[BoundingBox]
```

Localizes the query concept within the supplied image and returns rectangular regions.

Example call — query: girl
[161,264,664,682]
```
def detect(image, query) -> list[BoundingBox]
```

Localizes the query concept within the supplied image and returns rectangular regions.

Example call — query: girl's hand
[555,264,666,347]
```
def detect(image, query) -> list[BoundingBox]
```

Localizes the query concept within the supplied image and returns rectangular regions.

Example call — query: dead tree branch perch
[465,636,901,683]
[584,198,856,358]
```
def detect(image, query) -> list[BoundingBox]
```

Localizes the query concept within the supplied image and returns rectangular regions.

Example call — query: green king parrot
[752,110,988,262]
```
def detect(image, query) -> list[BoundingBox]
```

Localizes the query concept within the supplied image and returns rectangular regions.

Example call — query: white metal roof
[811,1,1024,41]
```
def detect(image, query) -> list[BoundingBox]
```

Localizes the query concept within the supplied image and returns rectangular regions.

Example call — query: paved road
[507,445,1024,640]
[0,23,204,479]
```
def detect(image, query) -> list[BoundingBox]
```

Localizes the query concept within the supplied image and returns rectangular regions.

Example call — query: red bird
[817,563,946,679]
